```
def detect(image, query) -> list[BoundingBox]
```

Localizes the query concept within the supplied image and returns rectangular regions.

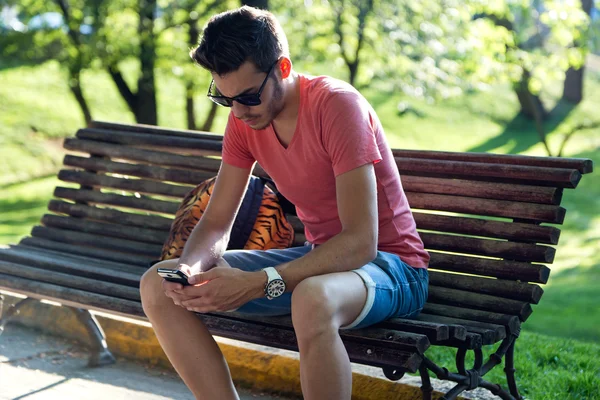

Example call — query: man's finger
[188,268,221,285]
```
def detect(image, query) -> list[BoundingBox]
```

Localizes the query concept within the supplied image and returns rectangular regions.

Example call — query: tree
[562,0,594,104]
[106,0,158,125]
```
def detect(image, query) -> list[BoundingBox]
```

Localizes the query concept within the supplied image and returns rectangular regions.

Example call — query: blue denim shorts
[222,245,429,330]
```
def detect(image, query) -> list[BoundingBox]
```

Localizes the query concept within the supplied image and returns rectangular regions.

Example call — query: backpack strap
[228,176,265,250]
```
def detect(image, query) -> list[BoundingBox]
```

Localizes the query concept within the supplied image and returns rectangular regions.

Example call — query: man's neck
[273,72,301,126]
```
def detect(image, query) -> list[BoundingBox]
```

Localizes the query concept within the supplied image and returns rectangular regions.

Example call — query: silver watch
[263,267,286,300]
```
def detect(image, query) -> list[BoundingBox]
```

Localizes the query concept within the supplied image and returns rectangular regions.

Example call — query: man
[140,6,429,400]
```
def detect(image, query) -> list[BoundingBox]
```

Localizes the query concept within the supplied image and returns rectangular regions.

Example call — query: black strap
[228,177,265,250]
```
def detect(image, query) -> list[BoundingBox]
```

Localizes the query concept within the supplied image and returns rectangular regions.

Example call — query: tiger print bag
[159,176,295,261]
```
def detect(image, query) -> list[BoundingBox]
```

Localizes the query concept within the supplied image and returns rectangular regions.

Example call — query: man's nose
[231,101,249,118]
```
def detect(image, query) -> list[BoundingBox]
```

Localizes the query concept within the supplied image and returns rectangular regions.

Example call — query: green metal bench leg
[505,340,522,400]
[0,296,37,335]
[71,308,116,367]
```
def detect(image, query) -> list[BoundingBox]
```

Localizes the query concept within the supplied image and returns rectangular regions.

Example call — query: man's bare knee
[291,277,339,343]
[140,259,179,313]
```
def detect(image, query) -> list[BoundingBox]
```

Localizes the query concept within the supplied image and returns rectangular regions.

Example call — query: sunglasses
[207,60,279,107]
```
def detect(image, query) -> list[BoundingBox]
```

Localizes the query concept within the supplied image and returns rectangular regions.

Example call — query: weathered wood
[58,170,193,199]
[0,246,141,285]
[417,314,505,344]
[54,187,180,215]
[0,261,140,301]
[48,200,173,231]
[439,332,483,350]
[420,232,555,263]
[396,157,582,188]
[77,128,223,152]
[19,237,153,267]
[423,304,521,335]
[197,314,423,371]
[42,214,167,245]
[401,176,562,205]
[406,193,566,224]
[218,312,430,353]
[412,213,560,245]
[376,318,454,342]
[428,271,543,304]
[428,286,532,320]
[428,252,550,283]
[64,138,222,172]
[0,273,145,319]
[393,149,593,174]
[64,155,215,186]
[88,121,224,142]
[31,226,163,258]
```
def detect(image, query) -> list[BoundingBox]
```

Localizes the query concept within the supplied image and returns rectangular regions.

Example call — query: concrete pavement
[0,324,294,400]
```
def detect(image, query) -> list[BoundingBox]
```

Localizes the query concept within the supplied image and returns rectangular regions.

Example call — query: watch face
[267,279,286,298]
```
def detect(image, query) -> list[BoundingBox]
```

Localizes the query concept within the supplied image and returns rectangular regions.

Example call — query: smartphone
[157,268,190,286]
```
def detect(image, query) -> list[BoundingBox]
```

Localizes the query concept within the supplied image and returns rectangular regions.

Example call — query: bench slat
[397,158,582,188]
[0,273,145,319]
[0,246,141,285]
[393,149,593,174]
[428,286,532,321]
[48,200,173,231]
[78,128,224,151]
[19,237,153,267]
[218,312,430,354]
[42,215,167,245]
[402,176,562,205]
[407,192,566,223]
[0,261,140,301]
[417,314,505,344]
[413,213,560,245]
[423,304,521,335]
[64,155,215,186]
[428,252,550,283]
[88,121,224,142]
[54,187,180,215]
[420,232,555,263]
[58,170,193,199]
[376,318,463,342]
[198,314,423,370]
[31,226,162,258]
[64,138,222,172]
[429,271,543,304]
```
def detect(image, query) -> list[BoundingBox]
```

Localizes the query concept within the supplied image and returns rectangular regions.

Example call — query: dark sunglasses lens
[236,95,261,106]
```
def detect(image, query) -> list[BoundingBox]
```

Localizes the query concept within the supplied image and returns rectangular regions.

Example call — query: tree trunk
[201,102,219,132]
[136,0,158,125]
[186,82,196,130]
[562,0,593,104]
[515,70,547,120]
[241,0,268,9]
[69,69,93,126]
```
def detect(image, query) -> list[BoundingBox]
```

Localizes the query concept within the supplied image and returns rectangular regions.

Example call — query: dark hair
[190,6,289,75]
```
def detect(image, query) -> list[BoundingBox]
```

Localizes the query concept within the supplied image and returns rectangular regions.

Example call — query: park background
[0,0,599,398]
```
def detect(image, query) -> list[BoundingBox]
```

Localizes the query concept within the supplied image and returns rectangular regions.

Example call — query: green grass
[1,59,599,399]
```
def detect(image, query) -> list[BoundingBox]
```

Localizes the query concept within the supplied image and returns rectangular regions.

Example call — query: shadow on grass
[468,100,577,154]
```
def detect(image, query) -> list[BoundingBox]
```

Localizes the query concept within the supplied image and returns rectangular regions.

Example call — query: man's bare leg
[140,260,239,400]
[291,272,368,400]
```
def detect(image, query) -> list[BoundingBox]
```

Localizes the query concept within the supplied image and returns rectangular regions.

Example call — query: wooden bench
[0,120,593,400]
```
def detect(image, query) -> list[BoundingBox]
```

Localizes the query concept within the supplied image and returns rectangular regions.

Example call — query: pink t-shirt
[222,74,429,268]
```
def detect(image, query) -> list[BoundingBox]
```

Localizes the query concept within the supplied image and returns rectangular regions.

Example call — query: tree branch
[107,64,137,111]
[333,0,351,67]
[557,121,600,157]
[53,0,82,47]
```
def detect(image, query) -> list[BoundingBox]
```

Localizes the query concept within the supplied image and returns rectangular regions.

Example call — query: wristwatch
[262,267,286,300]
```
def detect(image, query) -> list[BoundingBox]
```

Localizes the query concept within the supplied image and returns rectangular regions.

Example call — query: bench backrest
[22,121,592,327]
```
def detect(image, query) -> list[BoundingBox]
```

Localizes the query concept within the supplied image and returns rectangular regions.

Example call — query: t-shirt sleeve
[222,111,256,169]
[321,91,382,177]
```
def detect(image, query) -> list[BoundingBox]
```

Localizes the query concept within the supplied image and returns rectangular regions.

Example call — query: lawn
[0,59,599,399]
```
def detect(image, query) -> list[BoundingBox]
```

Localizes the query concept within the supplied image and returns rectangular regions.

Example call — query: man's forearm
[275,230,377,292]
[177,218,230,272]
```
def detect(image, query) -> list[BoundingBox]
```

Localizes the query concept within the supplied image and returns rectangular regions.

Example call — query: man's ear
[279,57,292,79]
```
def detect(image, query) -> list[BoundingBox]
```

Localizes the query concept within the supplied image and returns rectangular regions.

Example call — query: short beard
[253,78,285,130]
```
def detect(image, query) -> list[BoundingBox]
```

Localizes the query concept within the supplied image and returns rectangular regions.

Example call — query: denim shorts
[221,245,429,330]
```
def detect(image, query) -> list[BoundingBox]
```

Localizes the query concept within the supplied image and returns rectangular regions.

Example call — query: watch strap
[263,267,282,283]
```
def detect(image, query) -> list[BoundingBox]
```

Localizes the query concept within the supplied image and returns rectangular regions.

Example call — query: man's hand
[178,267,266,313]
